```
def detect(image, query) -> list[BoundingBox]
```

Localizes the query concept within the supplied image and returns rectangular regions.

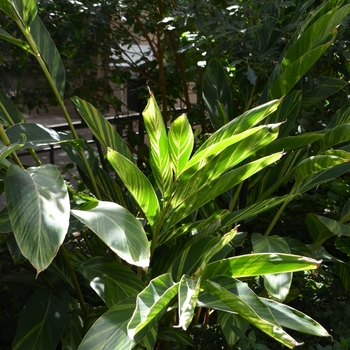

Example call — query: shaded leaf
[13,288,68,350]
[218,312,249,347]
[158,328,196,348]
[72,96,134,162]
[77,257,144,307]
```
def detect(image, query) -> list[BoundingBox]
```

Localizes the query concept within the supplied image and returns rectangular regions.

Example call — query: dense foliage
[1,0,350,349]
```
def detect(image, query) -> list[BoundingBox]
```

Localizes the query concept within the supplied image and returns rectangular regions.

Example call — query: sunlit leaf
[261,298,330,337]
[252,233,292,302]
[201,253,320,280]
[71,201,150,268]
[202,279,302,348]
[5,164,70,273]
[168,113,193,177]
[142,92,172,197]
[177,276,201,330]
[107,148,160,229]
[127,273,178,343]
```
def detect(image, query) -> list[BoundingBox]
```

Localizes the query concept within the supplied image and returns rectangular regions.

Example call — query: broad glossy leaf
[202,279,301,348]
[127,273,178,343]
[197,99,281,153]
[0,0,16,18]
[77,257,144,307]
[261,298,330,337]
[306,213,350,250]
[78,296,137,350]
[165,153,282,230]
[61,309,84,350]
[107,148,160,229]
[168,113,193,177]
[252,233,292,302]
[203,59,232,130]
[218,312,249,347]
[72,96,134,162]
[158,328,196,348]
[29,16,65,98]
[6,123,61,148]
[12,288,68,350]
[71,201,150,268]
[5,164,70,273]
[142,92,172,197]
[326,100,350,129]
[177,276,201,330]
[0,134,26,160]
[201,253,320,280]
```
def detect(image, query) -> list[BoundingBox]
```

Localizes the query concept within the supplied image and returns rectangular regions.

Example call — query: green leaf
[78,296,137,350]
[201,253,320,280]
[4,232,26,265]
[12,288,69,350]
[334,261,350,291]
[168,113,193,177]
[261,298,330,337]
[218,312,249,347]
[0,89,27,125]
[301,77,347,109]
[77,257,144,307]
[269,41,335,99]
[0,28,32,53]
[306,213,350,250]
[61,308,84,350]
[30,16,66,98]
[202,279,302,348]
[5,164,70,273]
[142,92,172,197]
[72,96,134,162]
[166,153,283,229]
[107,148,160,229]
[127,273,178,343]
[177,276,201,330]
[252,233,292,302]
[157,328,196,348]
[12,0,37,28]
[203,58,232,130]
[315,124,350,153]
[196,99,281,154]
[0,134,26,160]
[222,195,296,228]
[6,123,61,148]
[71,201,150,268]
[296,161,350,194]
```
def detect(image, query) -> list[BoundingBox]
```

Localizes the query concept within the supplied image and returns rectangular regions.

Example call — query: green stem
[16,18,101,199]
[0,124,25,170]
[340,210,350,224]
[264,185,297,237]
[60,245,88,319]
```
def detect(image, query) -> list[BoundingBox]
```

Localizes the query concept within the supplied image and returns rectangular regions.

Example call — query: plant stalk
[59,245,88,319]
